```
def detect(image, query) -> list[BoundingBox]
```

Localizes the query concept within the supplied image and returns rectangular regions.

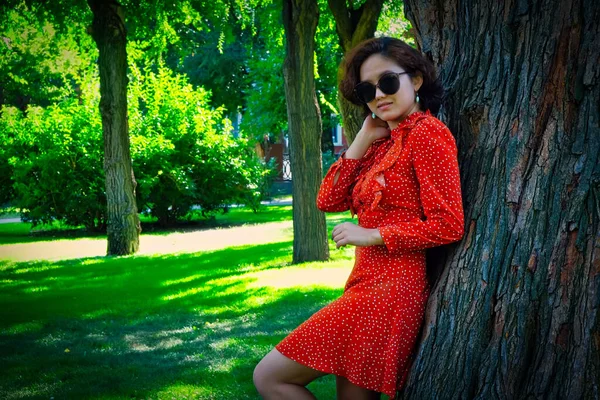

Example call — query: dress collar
[389,109,431,141]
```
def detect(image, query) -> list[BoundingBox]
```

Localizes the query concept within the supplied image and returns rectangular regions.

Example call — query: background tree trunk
[88,0,141,256]
[399,0,600,398]
[282,0,329,263]
[328,0,385,144]
[337,96,364,145]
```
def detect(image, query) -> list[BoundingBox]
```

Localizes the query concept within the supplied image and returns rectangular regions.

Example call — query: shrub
[129,66,275,226]
[1,66,275,229]
[0,102,106,230]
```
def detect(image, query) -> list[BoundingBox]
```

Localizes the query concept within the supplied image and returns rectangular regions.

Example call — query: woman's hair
[339,37,444,116]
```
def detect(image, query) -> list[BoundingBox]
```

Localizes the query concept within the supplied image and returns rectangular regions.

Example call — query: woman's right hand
[360,113,391,143]
[342,114,391,161]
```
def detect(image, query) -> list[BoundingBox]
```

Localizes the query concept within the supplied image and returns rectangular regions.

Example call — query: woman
[253,37,465,399]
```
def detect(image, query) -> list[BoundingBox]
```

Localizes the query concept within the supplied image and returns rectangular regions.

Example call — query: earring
[415,92,420,103]
[372,112,377,119]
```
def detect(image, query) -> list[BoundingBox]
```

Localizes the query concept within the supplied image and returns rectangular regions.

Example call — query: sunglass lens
[355,82,376,103]
[379,74,400,95]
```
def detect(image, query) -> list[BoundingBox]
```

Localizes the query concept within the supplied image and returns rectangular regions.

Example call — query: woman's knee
[253,357,272,394]
[253,348,328,393]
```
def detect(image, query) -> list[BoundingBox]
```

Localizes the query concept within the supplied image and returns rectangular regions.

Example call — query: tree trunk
[282,0,329,263]
[328,0,385,144]
[399,0,600,398]
[88,0,141,255]
[337,95,364,145]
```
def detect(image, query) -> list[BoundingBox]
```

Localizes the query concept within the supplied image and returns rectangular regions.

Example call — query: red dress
[275,110,465,397]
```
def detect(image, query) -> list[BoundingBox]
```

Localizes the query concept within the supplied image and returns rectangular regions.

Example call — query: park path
[0,221,293,263]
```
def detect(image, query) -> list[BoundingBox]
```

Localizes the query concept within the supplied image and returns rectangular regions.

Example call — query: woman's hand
[360,113,391,142]
[331,222,384,248]
[342,114,390,160]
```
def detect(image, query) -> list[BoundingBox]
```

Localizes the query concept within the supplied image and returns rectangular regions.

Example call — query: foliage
[0,0,413,231]
[0,2,97,109]
[166,28,249,116]
[316,0,344,114]
[0,101,106,230]
[0,127,15,206]
[239,1,288,143]
[314,0,345,146]
[375,2,414,44]
[128,63,276,226]
[321,151,339,178]
[0,60,275,229]
[238,0,345,150]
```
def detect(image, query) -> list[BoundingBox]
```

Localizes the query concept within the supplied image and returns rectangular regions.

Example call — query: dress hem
[275,343,397,398]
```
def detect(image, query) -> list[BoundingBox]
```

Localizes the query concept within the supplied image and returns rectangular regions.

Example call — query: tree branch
[350,0,385,49]
[327,0,352,51]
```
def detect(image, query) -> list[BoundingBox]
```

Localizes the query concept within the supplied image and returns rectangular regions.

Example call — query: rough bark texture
[396,0,600,399]
[283,0,329,263]
[88,0,141,255]
[337,91,364,145]
[328,0,385,144]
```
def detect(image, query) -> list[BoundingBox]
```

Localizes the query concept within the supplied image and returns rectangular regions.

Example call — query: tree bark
[282,0,329,263]
[328,0,385,144]
[399,0,600,398]
[88,0,141,255]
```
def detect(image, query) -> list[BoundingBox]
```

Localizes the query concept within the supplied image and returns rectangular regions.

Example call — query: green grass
[0,205,371,399]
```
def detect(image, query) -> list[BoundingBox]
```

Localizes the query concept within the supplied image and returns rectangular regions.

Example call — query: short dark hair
[339,37,444,116]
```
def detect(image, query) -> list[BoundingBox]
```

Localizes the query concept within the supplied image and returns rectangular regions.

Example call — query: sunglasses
[354,71,410,104]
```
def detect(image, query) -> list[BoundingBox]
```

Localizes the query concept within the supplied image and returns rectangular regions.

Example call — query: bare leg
[336,376,382,400]
[253,348,329,399]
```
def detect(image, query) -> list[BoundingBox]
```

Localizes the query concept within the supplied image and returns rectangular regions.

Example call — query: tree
[238,1,289,144]
[282,0,329,262]
[315,0,344,156]
[1,0,243,254]
[327,0,385,143]
[88,0,141,255]
[399,0,600,398]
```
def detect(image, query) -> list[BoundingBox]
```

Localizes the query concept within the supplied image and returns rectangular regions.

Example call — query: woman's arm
[316,124,383,212]
[377,118,465,255]
[315,151,361,213]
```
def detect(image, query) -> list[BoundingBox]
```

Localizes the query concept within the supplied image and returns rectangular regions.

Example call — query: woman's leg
[253,348,329,399]
[336,376,382,400]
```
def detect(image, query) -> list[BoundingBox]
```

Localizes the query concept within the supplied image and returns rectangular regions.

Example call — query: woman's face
[359,53,423,129]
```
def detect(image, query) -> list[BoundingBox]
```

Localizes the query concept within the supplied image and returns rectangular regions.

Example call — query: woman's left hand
[331,222,383,248]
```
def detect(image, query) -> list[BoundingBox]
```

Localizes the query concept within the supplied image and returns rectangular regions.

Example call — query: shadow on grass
[0,240,352,399]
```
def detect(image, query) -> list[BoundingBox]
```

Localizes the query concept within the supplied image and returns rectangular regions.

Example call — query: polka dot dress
[275,110,465,398]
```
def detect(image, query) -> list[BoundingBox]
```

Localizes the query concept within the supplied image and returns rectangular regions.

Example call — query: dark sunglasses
[354,72,409,104]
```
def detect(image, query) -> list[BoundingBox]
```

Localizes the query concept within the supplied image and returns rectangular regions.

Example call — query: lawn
[0,203,365,399]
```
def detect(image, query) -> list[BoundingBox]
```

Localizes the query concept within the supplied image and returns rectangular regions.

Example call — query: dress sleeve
[378,119,465,254]
[316,150,362,212]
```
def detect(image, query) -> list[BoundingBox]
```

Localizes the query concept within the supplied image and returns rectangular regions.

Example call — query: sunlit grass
[0,205,371,399]
[0,203,295,246]
[0,206,355,263]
